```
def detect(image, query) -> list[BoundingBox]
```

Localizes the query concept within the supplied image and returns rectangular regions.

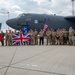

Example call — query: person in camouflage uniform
[39,29,44,45]
[8,30,12,46]
[52,30,56,45]
[69,27,74,45]
[5,30,9,46]
[34,29,38,45]
[63,28,68,45]
[59,29,64,45]
[30,29,34,45]
[56,29,60,45]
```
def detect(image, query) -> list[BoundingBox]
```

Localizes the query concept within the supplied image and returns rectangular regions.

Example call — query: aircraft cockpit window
[17,14,26,18]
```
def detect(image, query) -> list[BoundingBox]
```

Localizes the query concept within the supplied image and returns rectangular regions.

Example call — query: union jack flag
[12,33,30,45]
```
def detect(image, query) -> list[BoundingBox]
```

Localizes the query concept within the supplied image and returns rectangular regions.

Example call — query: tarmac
[0,45,75,75]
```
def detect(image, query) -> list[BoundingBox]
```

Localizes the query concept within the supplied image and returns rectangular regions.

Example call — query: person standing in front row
[39,29,44,45]
[46,28,50,45]
[5,30,9,46]
[34,29,38,45]
[8,30,12,46]
[69,27,74,45]
[1,31,5,46]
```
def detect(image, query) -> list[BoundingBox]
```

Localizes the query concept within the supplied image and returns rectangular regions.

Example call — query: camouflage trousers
[69,36,73,45]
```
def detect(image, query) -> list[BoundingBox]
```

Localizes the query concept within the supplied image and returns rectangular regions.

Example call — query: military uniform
[5,30,9,46]
[49,31,52,45]
[8,30,12,46]
[39,30,44,45]
[72,31,75,45]
[30,30,34,45]
[59,30,63,45]
[46,30,51,45]
[69,27,74,45]
[63,30,68,45]
[34,30,38,45]
[52,31,56,45]
[56,30,60,45]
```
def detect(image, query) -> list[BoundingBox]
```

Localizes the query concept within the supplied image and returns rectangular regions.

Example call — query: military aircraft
[6,13,75,31]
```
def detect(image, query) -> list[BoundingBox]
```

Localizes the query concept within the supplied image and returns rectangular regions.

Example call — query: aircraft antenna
[71,0,75,16]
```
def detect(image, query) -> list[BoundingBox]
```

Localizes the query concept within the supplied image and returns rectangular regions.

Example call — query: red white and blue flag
[43,18,48,32]
[12,33,30,45]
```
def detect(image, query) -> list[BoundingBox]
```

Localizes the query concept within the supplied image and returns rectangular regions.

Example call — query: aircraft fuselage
[6,13,75,31]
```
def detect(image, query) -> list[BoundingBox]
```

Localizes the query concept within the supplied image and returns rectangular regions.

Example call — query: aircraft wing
[64,16,75,21]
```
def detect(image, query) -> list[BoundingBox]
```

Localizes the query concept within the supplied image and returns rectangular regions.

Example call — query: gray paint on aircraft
[6,13,75,31]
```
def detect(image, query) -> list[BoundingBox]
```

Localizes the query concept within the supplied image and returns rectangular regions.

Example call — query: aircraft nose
[6,18,17,27]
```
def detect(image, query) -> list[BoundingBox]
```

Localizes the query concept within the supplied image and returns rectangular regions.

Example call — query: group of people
[0,27,75,46]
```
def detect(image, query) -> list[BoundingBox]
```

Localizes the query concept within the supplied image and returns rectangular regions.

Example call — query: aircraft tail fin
[64,16,75,21]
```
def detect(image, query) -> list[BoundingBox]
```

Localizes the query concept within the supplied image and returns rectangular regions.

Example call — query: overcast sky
[0,0,74,31]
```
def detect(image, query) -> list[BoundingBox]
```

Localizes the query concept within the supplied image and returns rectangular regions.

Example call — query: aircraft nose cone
[6,20,10,25]
[6,18,17,28]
